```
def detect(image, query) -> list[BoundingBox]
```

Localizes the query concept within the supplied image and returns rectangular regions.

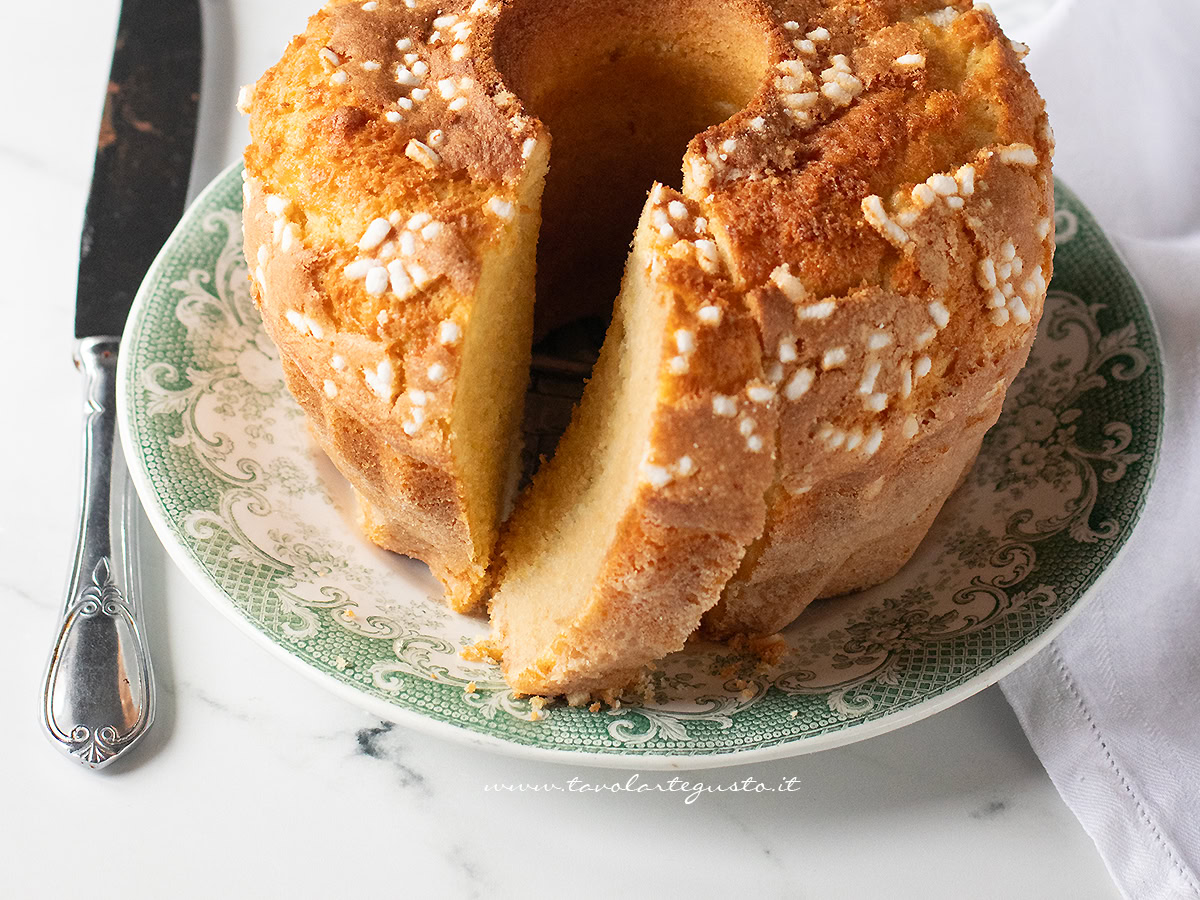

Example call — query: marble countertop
[0,1,1120,896]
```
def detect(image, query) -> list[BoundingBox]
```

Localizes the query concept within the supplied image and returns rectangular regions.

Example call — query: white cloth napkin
[994,0,1200,897]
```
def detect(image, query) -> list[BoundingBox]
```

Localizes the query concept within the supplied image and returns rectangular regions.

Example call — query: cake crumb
[465,681,477,694]
[588,701,602,713]
[789,710,799,719]
[746,634,788,667]
[334,656,349,671]
[460,639,502,662]
[728,632,788,668]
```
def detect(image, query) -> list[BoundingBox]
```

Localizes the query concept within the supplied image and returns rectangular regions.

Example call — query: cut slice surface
[489,187,775,696]
[445,143,549,607]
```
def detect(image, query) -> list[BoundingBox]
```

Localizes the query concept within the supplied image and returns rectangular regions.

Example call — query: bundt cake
[241,0,1053,696]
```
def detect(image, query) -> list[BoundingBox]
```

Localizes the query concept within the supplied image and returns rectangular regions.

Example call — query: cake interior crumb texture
[450,140,547,588]
[490,209,667,688]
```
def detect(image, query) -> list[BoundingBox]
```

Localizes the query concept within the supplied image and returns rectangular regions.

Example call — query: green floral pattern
[119,167,1162,761]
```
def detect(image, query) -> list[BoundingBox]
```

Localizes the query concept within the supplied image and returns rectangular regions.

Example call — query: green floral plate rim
[117,162,1163,769]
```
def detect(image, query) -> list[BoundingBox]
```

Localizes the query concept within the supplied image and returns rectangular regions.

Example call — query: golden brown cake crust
[679,2,1055,635]
[243,180,482,606]
[242,0,550,610]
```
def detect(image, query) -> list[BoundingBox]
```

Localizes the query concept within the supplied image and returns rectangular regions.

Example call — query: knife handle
[40,337,155,769]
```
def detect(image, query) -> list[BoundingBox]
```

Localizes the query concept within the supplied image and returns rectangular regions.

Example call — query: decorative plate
[118,163,1163,768]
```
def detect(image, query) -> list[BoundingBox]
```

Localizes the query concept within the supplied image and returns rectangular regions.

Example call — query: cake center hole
[494,0,770,349]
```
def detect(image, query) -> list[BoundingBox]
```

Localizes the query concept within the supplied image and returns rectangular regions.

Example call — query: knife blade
[41,0,202,770]
[76,0,202,338]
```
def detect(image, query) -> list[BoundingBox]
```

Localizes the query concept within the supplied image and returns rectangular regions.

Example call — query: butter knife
[40,0,202,769]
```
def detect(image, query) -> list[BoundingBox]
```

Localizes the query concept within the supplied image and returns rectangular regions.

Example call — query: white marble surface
[0,1,1121,896]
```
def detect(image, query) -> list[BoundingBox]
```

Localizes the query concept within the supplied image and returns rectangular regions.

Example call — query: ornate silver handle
[40,336,155,769]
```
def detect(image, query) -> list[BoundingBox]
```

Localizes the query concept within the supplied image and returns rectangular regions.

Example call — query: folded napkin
[995,0,1200,896]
